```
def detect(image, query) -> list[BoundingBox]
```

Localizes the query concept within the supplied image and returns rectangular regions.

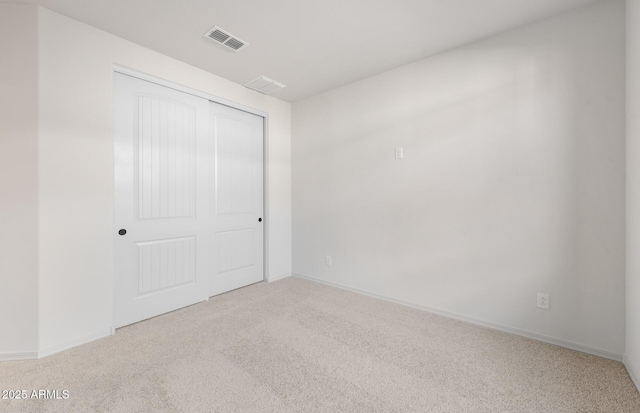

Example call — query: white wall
[292,0,625,357]
[626,0,640,390]
[265,100,293,281]
[0,4,39,357]
[33,7,291,354]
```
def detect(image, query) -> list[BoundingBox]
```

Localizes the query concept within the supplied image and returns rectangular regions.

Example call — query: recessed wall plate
[537,293,550,310]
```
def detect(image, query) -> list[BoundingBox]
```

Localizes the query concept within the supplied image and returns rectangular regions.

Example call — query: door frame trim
[112,65,270,321]
[113,65,268,118]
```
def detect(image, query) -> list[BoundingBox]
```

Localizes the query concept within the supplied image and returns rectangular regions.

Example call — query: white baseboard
[38,327,114,359]
[267,272,292,283]
[0,351,38,362]
[294,273,623,362]
[624,355,640,392]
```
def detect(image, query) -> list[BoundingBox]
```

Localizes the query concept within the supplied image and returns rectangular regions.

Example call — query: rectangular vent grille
[244,76,286,95]
[224,38,245,51]
[209,29,230,43]
[204,26,249,52]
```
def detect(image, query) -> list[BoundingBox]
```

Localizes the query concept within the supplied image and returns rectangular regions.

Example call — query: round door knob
[258,218,262,222]
[118,229,127,236]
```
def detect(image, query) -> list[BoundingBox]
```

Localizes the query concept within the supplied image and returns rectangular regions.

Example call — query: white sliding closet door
[114,73,210,328]
[209,101,264,296]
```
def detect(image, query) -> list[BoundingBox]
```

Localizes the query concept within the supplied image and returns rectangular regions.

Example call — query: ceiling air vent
[244,76,286,95]
[204,26,249,52]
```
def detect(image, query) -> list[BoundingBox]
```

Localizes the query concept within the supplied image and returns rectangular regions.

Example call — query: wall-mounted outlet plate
[325,256,332,266]
[537,293,550,310]
[395,147,403,159]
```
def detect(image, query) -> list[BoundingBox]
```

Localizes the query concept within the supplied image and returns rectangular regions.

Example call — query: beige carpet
[1,277,639,412]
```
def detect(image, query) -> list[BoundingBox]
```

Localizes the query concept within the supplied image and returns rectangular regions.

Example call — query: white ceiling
[7,0,600,102]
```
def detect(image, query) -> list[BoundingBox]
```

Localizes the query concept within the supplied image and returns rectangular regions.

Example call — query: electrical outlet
[395,147,403,159]
[325,256,332,266]
[537,293,550,310]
